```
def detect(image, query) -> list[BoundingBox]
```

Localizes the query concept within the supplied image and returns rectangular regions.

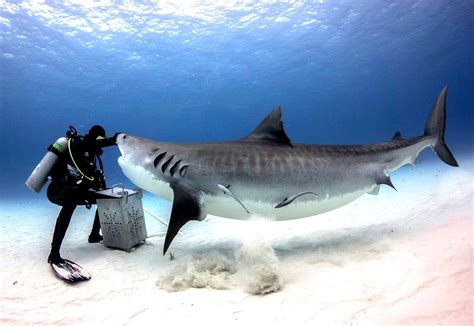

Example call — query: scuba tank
[25,126,77,193]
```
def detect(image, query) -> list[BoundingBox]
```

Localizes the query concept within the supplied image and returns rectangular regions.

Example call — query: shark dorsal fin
[242,106,292,146]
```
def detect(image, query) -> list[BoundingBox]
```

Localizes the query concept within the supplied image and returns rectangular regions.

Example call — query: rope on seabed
[143,207,168,227]
[143,207,183,236]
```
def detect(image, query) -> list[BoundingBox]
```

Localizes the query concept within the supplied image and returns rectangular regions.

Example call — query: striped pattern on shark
[116,86,458,254]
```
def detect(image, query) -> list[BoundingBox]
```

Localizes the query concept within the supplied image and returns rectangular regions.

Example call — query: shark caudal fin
[424,86,458,167]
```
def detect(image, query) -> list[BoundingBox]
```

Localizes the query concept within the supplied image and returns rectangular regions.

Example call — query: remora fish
[117,87,458,254]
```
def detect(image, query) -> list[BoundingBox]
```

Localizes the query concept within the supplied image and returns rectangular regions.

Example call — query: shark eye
[123,135,127,139]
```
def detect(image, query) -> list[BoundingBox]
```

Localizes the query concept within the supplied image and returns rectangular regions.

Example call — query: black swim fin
[50,259,91,283]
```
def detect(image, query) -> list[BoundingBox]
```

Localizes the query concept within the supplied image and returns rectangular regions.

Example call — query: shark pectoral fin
[275,191,318,208]
[367,185,380,195]
[163,184,203,255]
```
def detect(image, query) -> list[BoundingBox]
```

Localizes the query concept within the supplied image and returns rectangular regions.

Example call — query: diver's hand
[112,132,121,144]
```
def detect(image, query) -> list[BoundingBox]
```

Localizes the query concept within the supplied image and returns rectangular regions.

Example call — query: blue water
[1,0,473,198]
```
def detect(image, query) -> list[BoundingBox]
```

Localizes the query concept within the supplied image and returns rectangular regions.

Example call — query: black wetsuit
[47,134,116,263]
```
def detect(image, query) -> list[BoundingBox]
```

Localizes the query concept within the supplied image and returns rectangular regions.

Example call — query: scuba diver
[45,125,119,265]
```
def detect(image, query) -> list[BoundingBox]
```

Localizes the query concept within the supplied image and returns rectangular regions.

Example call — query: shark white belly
[202,187,373,220]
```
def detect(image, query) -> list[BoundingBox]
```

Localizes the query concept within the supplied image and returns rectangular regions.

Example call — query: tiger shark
[116,87,457,254]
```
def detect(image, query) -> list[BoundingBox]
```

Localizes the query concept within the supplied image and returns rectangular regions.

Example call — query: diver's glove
[111,132,121,144]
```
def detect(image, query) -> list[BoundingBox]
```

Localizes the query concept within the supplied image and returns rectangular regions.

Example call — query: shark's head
[117,133,147,182]
[116,133,146,166]
[116,133,174,200]
[116,133,154,182]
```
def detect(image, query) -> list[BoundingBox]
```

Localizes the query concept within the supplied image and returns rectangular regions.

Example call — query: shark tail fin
[424,86,458,167]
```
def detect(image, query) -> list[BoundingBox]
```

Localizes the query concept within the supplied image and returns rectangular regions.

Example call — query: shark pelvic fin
[275,191,318,208]
[217,184,250,213]
[376,173,396,191]
[163,184,203,255]
[242,106,292,146]
[392,131,404,141]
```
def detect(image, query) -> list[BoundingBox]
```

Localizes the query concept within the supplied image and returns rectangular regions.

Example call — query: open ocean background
[1,0,473,199]
[0,3,473,324]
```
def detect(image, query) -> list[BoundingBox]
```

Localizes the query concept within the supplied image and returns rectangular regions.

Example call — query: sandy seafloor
[1,155,472,325]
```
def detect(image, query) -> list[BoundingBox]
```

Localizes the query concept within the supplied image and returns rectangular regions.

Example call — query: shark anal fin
[163,184,203,255]
[242,106,292,146]
[275,191,318,208]
[376,173,396,191]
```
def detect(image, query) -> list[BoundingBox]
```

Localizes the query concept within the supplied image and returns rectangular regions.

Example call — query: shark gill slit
[153,152,166,169]
[179,165,189,177]
[169,160,182,177]
[161,155,175,173]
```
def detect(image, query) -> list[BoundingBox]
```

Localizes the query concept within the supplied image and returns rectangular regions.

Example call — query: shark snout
[116,134,131,173]
[116,133,128,156]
